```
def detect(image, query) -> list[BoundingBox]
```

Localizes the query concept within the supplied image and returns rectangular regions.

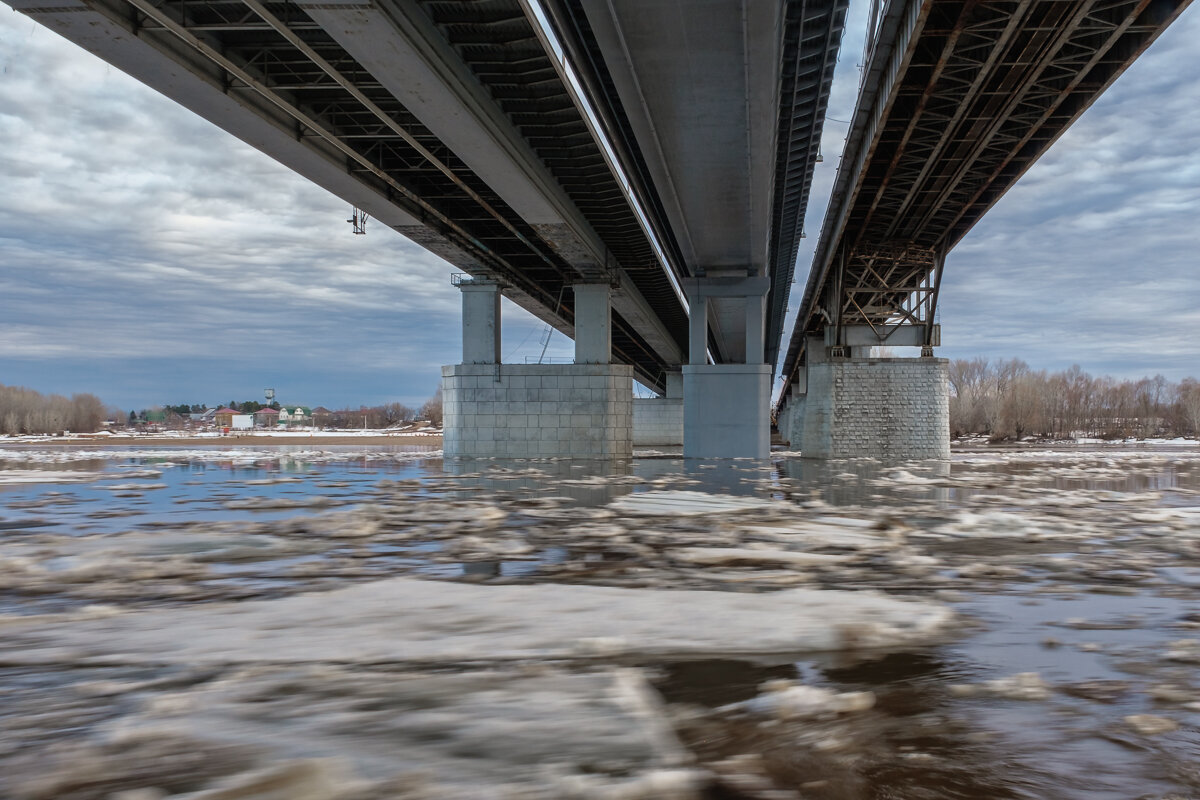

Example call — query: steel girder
[779,0,1192,393]
[417,0,691,389]
[766,0,849,373]
[49,0,689,390]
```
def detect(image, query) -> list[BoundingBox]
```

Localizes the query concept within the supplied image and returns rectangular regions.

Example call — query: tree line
[949,359,1200,441]
[316,391,442,428]
[0,384,106,435]
[0,384,444,435]
[131,392,443,429]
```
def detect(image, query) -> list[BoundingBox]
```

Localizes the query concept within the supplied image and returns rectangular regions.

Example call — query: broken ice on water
[1,444,1200,798]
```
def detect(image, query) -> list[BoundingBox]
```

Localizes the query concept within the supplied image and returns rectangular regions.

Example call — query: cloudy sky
[0,3,1197,412]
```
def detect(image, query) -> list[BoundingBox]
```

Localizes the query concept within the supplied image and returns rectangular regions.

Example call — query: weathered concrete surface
[634,397,683,445]
[802,358,949,459]
[442,364,633,458]
[1,576,953,667]
[683,364,771,458]
[459,281,501,364]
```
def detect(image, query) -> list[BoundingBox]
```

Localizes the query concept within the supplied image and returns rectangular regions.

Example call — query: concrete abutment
[632,371,682,446]
[448,280,947,461]
[682,275,772,458]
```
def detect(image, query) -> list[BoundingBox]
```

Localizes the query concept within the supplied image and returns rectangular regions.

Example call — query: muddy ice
[1,446,1200,798]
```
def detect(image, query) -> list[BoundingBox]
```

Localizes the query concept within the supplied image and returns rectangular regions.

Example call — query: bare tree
[1179,379,1200,436]
[0,384,107,434]
[419,385,443,427]
[381,402,417,426]
[945,361,1196,441]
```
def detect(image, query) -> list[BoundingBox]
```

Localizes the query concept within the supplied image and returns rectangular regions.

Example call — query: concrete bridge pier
[633,371,683,446]
[683,276,771,459]
[778,361,809,450]
[795,327,950,460]
[443,278,633,459]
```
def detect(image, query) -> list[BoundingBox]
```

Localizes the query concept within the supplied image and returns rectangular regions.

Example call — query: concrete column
[665,370,683,399]
[806,334,828,364]
[787,394,806,449]
[460,281,501,364]
[688,297,708,365]
[572,283,611,364]
[683,276,771,458]
[784,375,806,450]
[745,293,765,365]
[792,369,808,396]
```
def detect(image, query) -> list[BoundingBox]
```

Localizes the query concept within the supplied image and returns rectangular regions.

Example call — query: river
[1,443,1198,799]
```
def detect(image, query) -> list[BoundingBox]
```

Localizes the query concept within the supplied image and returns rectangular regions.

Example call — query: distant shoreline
[0,434,444,448]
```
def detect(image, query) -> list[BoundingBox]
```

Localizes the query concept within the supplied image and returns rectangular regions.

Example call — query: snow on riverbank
[0,427,442,445]
[0,445,442,466]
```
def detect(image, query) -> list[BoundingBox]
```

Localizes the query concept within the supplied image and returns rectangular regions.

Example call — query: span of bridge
[774,0,1190,459]
[6,0,1189,459]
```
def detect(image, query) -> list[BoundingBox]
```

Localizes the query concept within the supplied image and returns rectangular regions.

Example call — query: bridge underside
[781,0,1192,390]
[774,0,1191,460]
[10,0,851,459]
[12,0,1190,460]
[12,0,695,390]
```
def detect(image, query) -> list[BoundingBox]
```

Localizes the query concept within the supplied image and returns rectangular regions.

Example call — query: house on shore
[254,407,280,428]
[279,406,312,426]
[213,407,239,428]
[312,406,332,428]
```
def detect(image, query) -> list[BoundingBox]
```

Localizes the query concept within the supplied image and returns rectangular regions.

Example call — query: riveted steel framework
[780,0,1192,393]
[766,0,849,371]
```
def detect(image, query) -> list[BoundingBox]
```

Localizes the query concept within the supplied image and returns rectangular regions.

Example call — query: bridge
[774,0,1191,458]
[5,0,1189,459]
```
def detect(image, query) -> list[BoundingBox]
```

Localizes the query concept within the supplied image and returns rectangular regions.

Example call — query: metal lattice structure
[780,0,1193,391]
[767,0,849,371]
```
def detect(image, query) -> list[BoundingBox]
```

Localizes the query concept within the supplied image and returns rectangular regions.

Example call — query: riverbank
[0,432,443,448]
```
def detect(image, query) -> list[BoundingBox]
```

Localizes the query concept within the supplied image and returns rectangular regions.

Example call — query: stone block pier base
[801,358,949,460]
[442,364,633,459]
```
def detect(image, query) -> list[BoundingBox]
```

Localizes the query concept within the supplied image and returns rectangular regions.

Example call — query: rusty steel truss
[780,0,1192,392]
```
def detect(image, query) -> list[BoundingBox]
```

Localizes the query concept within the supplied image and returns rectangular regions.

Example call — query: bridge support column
[633,370,683,446]
[683,276,771,459]
[572,283,611,364]
[801,352,949,460]
[780,369,807,449]
[443,278,632,459]
[460,279,501,364]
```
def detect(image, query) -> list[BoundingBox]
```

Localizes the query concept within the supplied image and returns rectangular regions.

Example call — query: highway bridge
[5,0,1190,458]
